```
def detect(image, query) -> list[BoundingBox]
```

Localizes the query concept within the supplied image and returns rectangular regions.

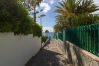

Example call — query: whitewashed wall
[0,33,41,66]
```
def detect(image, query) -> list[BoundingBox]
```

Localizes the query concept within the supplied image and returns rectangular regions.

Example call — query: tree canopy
[54,0,99,32]
[22,0,43,22]
[0,0,41,37]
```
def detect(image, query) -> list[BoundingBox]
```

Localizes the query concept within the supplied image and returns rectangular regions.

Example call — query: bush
[0,0,42,37]
[41,36,48,43]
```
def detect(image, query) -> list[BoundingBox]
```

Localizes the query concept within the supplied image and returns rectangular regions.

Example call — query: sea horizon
[42,32,55,39]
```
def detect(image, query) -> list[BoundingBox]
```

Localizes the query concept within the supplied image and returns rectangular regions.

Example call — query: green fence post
[81,26,83,48]
[57,33,58,39]
[87,25,89,51]
[89,25,91,52]
[79,26,81,48]
[86,26,88,51]
[81,26,83,49]
[63,28,67,52]
[74,28,77,46]
[84,26,86,50]
[85,26,87,50]
[93,25,95,54]
[98,24,99,56]
[63,29,65,41]
[93,25,96,54]
[78,27,80,48]
[83,26,86,50]
[65,29,67,41]
[80,26,82,48]
[91,24,95,54]
[88,25,90,51]
[90,25,93,53]
[78,27,80,47]
[94,24,98,55]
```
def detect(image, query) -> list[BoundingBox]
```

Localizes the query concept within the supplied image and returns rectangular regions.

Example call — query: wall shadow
[65,41,73,64]
[72,46,84,66]
[64,41,84,66]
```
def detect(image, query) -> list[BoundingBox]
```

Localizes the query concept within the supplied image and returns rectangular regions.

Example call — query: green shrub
[41,36,48,43]
[0,0,42,37]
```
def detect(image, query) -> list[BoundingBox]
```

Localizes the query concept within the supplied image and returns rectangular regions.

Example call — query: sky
[36,0,99,32]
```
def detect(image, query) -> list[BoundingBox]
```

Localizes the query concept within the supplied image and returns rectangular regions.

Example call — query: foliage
[45,30,49,37]
[54,23,63,33]
[45,30,49,33]
[54,0,99,32]
[41,35,48,43]
[0,0,42,37]
[22,0,43,22]
[55,0,99,16]
[32,23,42,37]
[71,14,99,27]
[22,0,42,6]
[0,0,28,32]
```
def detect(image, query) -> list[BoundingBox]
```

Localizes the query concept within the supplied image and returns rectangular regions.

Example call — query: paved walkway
[26,40,71,66]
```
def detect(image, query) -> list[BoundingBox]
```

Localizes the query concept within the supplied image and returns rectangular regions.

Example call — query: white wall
[0,33,41,66]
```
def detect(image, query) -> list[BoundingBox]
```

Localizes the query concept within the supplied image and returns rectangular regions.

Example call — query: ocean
[42,32,54,39]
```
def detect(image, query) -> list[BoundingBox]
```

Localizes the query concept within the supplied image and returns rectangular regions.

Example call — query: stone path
[26,40,71,66]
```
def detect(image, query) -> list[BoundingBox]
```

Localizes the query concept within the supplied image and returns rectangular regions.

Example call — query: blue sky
[36,0,61,32]
[36,0,99,32]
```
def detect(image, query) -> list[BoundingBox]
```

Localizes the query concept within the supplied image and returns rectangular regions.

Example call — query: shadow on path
[25,48,68,66]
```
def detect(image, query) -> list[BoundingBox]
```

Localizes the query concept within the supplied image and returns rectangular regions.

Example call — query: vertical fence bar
[81,26,83,48]
[65,29,67,41]
[95,24,98,55]
[94,25,97,55]
[91,25,93,53]
[87,26,89,51]
[91,25,95,54]
[76,27,79,46]
[63,28,65,41]
[57,33,59,39]
[93,25,96,54]
[85,26,88,50]
[83,26,86,50]
[78,27,80,47]
[89,25,91,52]
[90,25,93,53]
[86,26,88,51]
[63,28,66,53]
[78,27,81,48]
[82,26,84,49]
[80,26,82,48]
[88,25,90,51]
[98,24,99,56]
[85,26,87,50]
[79,26,81,48]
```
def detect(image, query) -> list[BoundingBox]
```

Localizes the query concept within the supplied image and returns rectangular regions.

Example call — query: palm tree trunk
[68,17,72,28]
[34,6,36,22]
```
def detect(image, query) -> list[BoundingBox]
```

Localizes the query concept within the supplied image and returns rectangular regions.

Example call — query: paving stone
[26,40,70,66]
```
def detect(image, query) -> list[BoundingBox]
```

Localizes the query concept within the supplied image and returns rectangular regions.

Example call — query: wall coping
[66,41,99,62]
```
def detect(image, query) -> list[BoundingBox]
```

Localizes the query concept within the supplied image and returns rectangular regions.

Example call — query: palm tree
[23,0,43,22]
[54,23,63,33]
[55,0,99,28]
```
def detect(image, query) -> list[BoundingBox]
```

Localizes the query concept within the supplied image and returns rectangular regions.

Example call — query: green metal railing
[57,32,63,41]
[56,23,99,56]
